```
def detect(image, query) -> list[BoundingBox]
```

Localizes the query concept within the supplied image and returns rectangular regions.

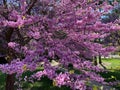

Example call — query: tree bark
[5,28,15,90]
[6,74,15,90]
[26,0,37,14]
[93,56,97,66]
[98,54,102,64]
[3,0,7,8]
[98,53,106,69]
[3,0,38,89]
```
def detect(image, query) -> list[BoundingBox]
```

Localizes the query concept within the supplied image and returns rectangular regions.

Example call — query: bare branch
[16,29,24,41]
[3,0,7,8]
[25,0,37,15]
[5,27,14,42]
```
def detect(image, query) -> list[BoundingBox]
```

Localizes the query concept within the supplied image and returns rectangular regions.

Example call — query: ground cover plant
[0,0,120,90]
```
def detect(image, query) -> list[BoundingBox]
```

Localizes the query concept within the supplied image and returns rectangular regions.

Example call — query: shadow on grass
[100,69,120,90]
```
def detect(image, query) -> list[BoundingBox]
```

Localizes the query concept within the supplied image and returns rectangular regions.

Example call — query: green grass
[101,58,120,89]
[102,58,120,69]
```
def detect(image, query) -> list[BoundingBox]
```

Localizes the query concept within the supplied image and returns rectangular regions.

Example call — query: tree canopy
[0,0,120,90]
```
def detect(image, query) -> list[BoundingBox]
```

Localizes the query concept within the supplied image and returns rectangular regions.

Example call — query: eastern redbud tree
[0,0,119,90]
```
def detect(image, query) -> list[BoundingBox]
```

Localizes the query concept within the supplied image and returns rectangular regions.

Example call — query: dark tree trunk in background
[93,56,97,66]
[98,53,106,69]
[99,54,102,64]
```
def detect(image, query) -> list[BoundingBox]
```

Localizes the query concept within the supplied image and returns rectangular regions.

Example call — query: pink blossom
[8,42,18,49]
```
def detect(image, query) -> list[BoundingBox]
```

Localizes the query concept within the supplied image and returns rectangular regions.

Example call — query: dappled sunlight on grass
[101,58,120,89]
[100,69,120,89]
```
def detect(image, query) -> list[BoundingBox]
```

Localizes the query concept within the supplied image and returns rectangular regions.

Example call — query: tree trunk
[98,54,102,64]
[98,54,106,69]
[93,56,97,66]
[5,28,14,90]
[5,74,15,90]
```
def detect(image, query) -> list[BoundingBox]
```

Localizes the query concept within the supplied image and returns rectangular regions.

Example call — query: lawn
[101,58,120,90]
[0,58,120,90]
[102,58,120,69]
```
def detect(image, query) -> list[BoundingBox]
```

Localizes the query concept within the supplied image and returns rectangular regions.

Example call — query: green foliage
[22,76,71,90]
[0,72,6,90]
[93,85,98,90]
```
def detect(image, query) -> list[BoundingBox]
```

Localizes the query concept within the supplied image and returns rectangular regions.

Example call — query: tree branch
[5,28,14,42]
[25,0,37,15]
[3,0,7,8]
[16,29,24,41]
